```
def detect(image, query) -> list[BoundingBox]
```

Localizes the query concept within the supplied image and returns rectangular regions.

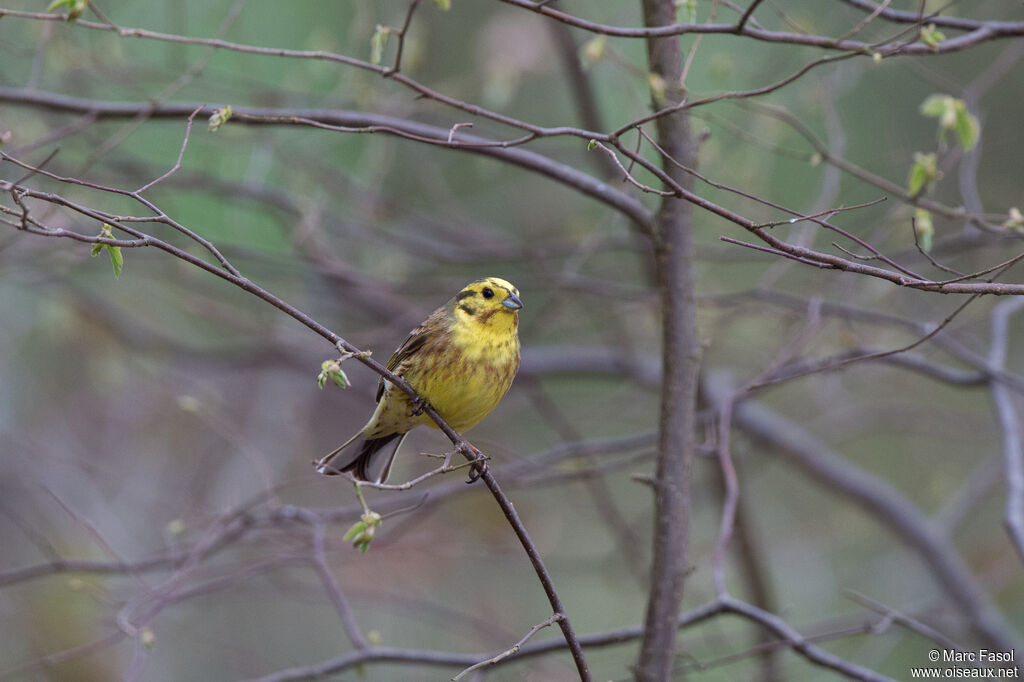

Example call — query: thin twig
[447,122,473,144]
[385,0,422,76]
[588,140,675,196]
[451,614,563,681]
[843,589,963,652]
[835,0,894,43]
[736,0,766,31]
[135,107,204,193]
[705,373,1021,660]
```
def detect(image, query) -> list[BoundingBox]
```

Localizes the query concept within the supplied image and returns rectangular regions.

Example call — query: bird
[316,277,523,483]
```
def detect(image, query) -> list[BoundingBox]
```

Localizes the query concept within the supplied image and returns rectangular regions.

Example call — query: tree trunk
[635,0,701,680]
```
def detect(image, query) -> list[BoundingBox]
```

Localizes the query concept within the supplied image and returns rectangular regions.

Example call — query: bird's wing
[375,308,444,403]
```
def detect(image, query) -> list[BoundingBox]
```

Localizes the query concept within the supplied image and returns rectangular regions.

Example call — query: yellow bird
[316,277,523,483]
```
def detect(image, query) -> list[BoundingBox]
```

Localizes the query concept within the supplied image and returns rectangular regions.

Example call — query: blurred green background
[2,0,1024,680]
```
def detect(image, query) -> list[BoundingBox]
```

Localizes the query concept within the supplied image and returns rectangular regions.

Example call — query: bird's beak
[502,293,524,310]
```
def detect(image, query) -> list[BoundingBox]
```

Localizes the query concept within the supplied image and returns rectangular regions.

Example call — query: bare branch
[134,107,204,193]
[988,299,1024,563]
[0,88,653,231]
[736,0,766,31]
[705,372,1021,659]
[844,590,963,652]
[451,614,563,681]
[491,0,1024,53]
[718,596,898,682]
[0,165,593,681]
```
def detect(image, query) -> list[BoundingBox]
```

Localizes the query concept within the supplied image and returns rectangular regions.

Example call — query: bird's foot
[462,444,488,483]
[409,396,430,417]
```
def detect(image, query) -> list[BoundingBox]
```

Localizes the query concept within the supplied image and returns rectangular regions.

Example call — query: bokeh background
[2,0,1024,680]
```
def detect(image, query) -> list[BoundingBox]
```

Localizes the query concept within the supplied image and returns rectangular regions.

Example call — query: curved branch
[0,170,593,680]
[493,0,1024,53]
[838,0,1007,31]
[704,373,1020,659]
[239,597,898,682]
[0,87,653,231]
[8,95,1023,295]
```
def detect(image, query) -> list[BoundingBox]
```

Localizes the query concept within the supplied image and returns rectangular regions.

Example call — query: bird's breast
[406,333,519,432]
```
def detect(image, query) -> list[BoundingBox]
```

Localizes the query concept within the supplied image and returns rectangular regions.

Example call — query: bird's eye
[482,288,494,299]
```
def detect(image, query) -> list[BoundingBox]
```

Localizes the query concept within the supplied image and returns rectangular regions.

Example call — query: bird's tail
[315,430,407,484]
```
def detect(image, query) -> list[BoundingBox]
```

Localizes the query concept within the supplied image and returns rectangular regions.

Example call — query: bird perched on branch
[316,277,523,483]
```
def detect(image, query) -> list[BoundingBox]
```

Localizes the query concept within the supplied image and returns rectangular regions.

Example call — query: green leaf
[919,95,978,150]
[919,94,954,145]
[108,244,123,278]
[954,105,979,151]
[913,208,934,252]
[370,25,390,65]
[343,520,367,542]
[432,0,451,9]
[330,368,349,389]
[344,511,382,553]
[317,359,350,390]
[919,94,950,118]
[920,24,945,51]
[907,152,938,196]
[48,0,87,21]
[91,224,123,278]
[586,139,597,151]
[208,105,232,132]
[907,164,927,196]
[675,0,697,23]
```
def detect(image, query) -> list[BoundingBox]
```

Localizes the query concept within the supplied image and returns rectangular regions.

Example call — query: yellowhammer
[316,277,523,483]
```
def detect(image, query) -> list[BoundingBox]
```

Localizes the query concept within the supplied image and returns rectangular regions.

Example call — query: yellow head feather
[449,277,522,354]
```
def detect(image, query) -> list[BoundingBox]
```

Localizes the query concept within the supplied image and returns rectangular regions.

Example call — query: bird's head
[452,277,523,326]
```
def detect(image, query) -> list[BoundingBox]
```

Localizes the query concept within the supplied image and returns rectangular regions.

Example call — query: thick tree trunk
[635,0,701,680]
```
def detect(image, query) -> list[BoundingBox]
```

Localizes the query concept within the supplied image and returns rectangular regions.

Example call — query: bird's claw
[464,447,488,483]
[409,396,429,417]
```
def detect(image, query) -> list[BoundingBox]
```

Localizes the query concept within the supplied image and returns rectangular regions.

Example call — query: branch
[742,100,1000,232]
[492,0,1024,52]
[987,299,1024,563]
[238,596,898,682]
[451,614,563,681]
[838,0,1006,32]
[718,595,898,682]
[736,0,766,31]
[716,289,1024,395]
[9,89,1024,295]
[704,372,1021,660]
[0,87,653,231]
[0,166,592,680]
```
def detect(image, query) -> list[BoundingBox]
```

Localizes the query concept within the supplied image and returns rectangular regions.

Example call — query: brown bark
[635,0,701,679]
